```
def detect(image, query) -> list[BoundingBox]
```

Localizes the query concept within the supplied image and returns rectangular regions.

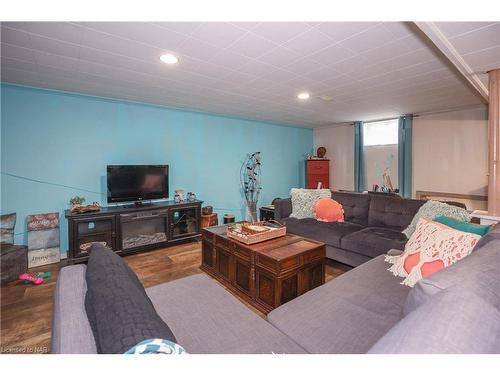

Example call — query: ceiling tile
[189,23,248,49]
[217,70,257,88]
[1,43,35,62]
[250,22,311,44]
[151,22,202,35]
[77,59,152,86]
[434,22,497,38]
[330,56,372,76]
[339,24,395,54]
[301,65,343,81]
[175,36,219,62]
[316,22,379,43]
[207,49,250,70]
[75,22,187,51]
[357,38,418,66]
[257,46,302,68]
[236,60,278,77]
[0,26,34,49]
[5,22,84,45]
[1,56,38,72]
[80,28,137,56]
[34,50,79,72]
[259,67,301,83]
[450,23,500,55]
[27,33,81,58]
[309,43,355,65]
[381,22,414,38]
[179,56,233,80]
[282,28,336,56]
[283,57,325,76]
[78,46,153,72]
[285,76,330,92]
[227,32,278,58]
[462,46,500,72]
[1,66,42,85]
[229,22,261,31]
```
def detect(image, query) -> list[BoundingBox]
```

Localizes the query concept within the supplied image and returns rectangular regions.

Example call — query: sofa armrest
[51,265,97,353]
[274,198,292,222]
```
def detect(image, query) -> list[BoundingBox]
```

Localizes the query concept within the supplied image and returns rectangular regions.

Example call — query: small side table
[471,210,500,226]
[201,213,218,228]
[260,205,275,221]
[1,244,28,284]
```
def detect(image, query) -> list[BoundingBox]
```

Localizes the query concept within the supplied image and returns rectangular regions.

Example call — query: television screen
[107,165,169,203]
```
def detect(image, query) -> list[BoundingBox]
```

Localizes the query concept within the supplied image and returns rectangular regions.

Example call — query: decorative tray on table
[226,220,286,245]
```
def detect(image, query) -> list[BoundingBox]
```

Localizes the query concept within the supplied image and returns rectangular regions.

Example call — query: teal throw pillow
[433,216,491,236]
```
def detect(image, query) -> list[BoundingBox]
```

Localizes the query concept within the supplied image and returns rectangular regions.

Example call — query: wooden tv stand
[65,200,202,263]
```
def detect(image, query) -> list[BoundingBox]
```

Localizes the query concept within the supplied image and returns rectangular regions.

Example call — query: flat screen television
[107,165,169,203]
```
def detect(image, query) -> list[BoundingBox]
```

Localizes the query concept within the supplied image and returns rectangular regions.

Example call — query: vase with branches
[240,152,262,222]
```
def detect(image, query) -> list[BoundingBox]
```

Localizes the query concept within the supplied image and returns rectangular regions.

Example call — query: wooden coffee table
[200,224,326,314]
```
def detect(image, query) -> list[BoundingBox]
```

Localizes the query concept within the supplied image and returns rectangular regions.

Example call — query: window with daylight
[363,119,398,146]
[362,118,399,190]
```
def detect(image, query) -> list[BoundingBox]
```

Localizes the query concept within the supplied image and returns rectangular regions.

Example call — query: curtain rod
[314,104,486,129]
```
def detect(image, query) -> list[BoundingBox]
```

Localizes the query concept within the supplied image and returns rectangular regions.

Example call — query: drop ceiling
[1,21,499,128]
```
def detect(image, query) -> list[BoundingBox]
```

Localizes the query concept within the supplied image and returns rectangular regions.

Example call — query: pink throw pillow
[313,198,344,223]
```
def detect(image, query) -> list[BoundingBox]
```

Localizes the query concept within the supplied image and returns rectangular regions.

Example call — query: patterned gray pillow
[402,200,471,238]
[289,188,332,219]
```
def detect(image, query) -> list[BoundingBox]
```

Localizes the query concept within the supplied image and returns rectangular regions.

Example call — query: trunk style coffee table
[200,224,326,314]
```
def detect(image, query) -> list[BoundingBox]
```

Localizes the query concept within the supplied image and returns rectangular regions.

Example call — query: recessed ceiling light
[318,95,333,101]
[297,92,310,100]
[160,53,179,65]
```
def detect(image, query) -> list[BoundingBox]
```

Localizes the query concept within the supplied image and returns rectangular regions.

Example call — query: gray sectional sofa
[52,223,500,354]
[274,191,425,266]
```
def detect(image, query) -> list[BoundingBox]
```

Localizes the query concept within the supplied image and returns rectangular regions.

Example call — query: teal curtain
[354,121,365,192]
[398,114,413,198]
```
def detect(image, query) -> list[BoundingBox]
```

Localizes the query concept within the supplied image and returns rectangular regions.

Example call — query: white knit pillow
[386,218,481,287]
[402,200,470,239]
[289,188,332,219]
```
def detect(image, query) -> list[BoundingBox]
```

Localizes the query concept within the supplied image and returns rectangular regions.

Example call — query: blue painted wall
[1,84,313,254]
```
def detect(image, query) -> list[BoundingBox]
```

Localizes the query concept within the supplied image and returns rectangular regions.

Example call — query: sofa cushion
[341,227,408,258]
[368,195,424,231]
[283,217,363,248]
[274,197,292,222]
[331,191,371,227]
[85,245,176,353]
[267,255,410,353]
[474,222,500,251]
[147,274,307,354]
[51,264,97,354]
[404,238,500,315]
[369,288,500,354]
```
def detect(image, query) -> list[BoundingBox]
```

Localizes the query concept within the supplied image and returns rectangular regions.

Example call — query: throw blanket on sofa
[85,244,177,353]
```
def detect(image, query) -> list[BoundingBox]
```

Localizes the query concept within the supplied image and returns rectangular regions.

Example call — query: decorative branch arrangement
[240,152,262,222]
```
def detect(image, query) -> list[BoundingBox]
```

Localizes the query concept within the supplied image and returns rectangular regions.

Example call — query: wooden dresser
[306,159,330,189]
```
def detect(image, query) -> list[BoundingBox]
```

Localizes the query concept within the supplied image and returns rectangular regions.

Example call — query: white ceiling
[433,22,500,88]
[1,22,498,128]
